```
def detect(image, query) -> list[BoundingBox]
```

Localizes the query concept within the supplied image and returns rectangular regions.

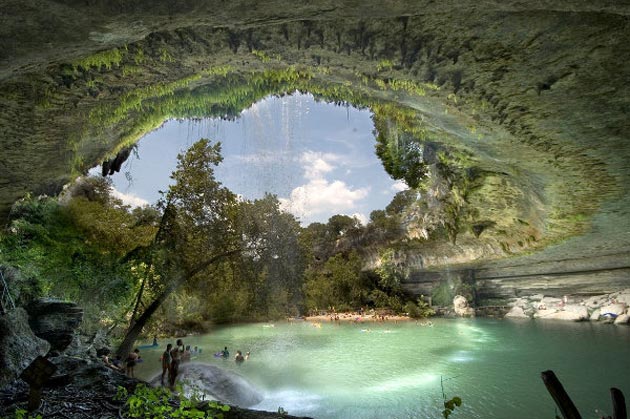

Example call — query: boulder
[505,306,529,319]
[65,330,111,359]
[583,295,607,309]
[599,303,627,316]
[614,291,630,305]
[149,363,264,408]
[563,305,589,320]
[614,314,630,325]
[538,297,563,310]
[26,299,83,351]
[0,308,50,389]
[537,310,584,321]
[590,309,601,321]
[453,295,475,317]
[510,298,529,308]
[533,309,558,318]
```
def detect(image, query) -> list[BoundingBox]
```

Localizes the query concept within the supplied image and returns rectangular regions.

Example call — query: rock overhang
[1,0,629,274]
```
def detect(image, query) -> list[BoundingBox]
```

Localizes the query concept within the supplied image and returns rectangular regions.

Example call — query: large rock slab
[562,305,589,320]
[537,310,585,321]
[0,308,50,389]
[26,299,83,351]
[505,306,529,319]
[599,303,627,316]
[583,295,608,309]
[614,314,629,325]
[590,309,601,321]
[149,363,263,408]
[612,291,630,305]
[533,309,558,318]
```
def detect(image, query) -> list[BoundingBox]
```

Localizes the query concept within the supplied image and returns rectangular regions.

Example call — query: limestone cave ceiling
[1,0,629,274]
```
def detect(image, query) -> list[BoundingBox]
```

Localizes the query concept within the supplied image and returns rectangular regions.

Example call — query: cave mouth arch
[81,62,548,265]
[7,13,617,268]
[99,91,406,226]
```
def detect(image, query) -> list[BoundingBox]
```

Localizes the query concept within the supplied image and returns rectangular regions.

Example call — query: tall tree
[235,194,306,318]
[116,139,241,358]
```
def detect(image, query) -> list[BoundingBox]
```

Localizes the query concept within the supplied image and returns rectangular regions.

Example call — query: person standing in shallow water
[169,339,184,388]
[161,343,172,385]
[234,350,245,364]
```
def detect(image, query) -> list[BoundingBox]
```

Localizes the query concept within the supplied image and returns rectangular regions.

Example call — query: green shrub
[115,384,230,419]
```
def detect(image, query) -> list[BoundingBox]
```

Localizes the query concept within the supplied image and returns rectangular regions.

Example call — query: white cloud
[111,188,150,207]
[279,179,369,218]
[300,151,339,180]
[279,150,370,222]
[391,180,409,192]
[352,212,368,226]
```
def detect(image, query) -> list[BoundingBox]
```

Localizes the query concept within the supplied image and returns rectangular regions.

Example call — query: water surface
[136,319,630,418]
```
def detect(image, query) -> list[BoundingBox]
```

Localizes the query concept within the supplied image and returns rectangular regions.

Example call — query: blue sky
[98,92,407,225]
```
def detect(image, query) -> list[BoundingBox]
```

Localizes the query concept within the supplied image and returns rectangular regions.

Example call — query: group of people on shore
[101,348,143,378]
[102,338,249,385]
[160,339,203,387]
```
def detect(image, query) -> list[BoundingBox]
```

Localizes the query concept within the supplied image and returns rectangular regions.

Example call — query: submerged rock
[0,308,50,388]
[150,363,263,408]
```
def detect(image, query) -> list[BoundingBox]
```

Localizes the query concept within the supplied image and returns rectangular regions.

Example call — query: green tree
[235,194,306,318]
[375,248,405,290]
[1,179,157,330]
[303,250,366,311]
[116,139,242,358]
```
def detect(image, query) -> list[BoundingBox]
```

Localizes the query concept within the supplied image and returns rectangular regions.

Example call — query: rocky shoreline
[0,301,309,419]
[505,289,630,324]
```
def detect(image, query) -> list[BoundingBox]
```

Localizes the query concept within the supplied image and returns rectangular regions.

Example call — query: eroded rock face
[64,329,112,359]
[26,299,83,351]
[0,308,50,389]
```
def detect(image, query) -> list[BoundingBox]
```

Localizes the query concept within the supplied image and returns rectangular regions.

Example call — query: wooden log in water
[611,388,627,419]
[541,370,582,419]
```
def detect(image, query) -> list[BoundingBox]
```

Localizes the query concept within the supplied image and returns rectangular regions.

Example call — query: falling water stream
[101,92,401,225]
[135,319,630,419]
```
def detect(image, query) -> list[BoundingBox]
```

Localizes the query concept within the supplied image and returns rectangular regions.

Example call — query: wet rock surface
[148,363,264,408]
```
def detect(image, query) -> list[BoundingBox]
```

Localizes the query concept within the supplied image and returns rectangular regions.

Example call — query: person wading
[169,339,184,388]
